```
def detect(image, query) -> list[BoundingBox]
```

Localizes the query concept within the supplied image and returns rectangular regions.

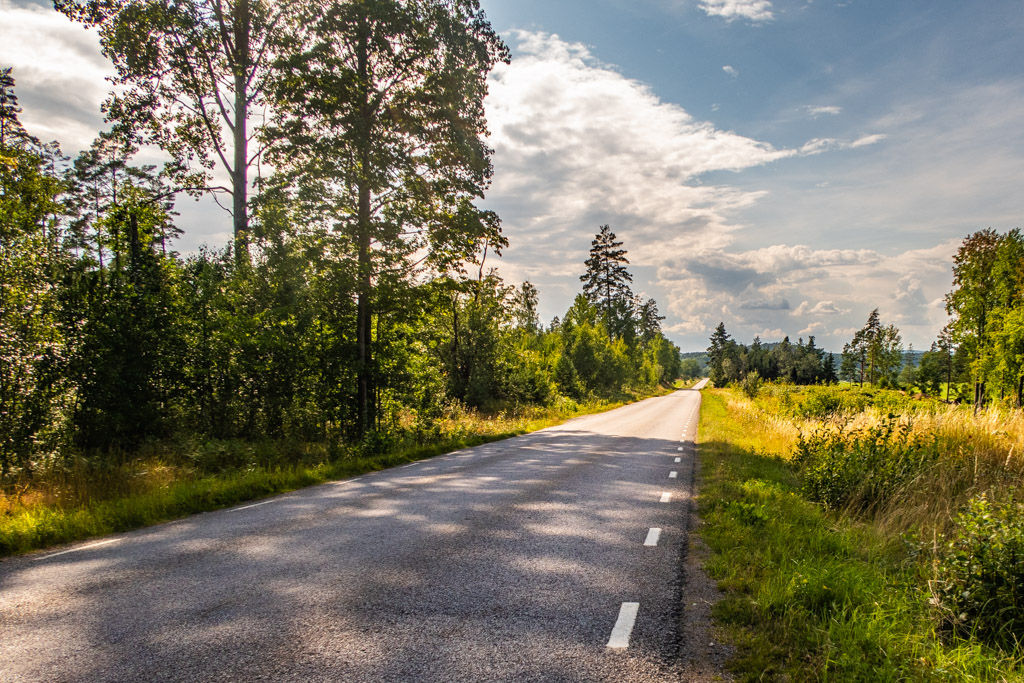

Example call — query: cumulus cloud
[799,321,825,336]
[699,0,774,22]
[723,65,738,77]
[483,30,795,287]
[656,241,955,350]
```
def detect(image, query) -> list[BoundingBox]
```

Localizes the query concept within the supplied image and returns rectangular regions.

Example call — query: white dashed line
[677,446,683,451]
[669,471,678,479]
[233,499,277,512]
[643,528,662,546]
[37,538,120,560]
[607,602,640,648]
[674,457,681,463]
[660,492,672,503]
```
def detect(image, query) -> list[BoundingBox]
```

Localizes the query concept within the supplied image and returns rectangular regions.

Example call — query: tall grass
[748,384,1024,538]
[698,386,1024,681]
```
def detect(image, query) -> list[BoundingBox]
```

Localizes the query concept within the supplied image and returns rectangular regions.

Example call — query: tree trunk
[356,193,372,436]
[231,0,250,266]
[355,22,374,436]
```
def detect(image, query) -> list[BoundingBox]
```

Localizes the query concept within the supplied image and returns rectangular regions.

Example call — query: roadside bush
[740,370,762,399]
[934,493,1024,650]
[793,416,937,512]
[795,387,847,419]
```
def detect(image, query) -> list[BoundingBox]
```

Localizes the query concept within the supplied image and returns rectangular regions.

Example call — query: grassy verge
[1,389,671,558]
[696,388,1023,682]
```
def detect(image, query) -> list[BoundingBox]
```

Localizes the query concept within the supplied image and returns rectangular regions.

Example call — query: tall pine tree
[580,224,633,339]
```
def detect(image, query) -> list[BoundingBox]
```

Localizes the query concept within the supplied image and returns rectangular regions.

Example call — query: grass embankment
[1,390,669,557]
[697,386,1024,681]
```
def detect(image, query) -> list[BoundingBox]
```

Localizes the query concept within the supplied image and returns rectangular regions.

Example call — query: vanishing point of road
[1,384,708,682]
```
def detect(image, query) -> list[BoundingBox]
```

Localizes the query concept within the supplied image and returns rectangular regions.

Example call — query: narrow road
[1,388,703,682]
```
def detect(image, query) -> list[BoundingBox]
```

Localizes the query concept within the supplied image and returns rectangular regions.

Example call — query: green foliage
[740,370,762,399]
[708,324,836,387]
[794,386,847,418]
[935,494,1024,649]
[945,229,1024,406]
[0,112,71,477]
[793,416,937,512]
[840,308,904,387]
[580,224,633,338]
[699,389,1023,681]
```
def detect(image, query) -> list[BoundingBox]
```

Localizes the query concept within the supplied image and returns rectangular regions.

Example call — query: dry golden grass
[748,385,1024,538]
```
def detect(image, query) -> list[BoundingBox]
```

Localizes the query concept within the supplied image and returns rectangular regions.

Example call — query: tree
[636,297,665,345]
[988,230,1024,405]
[0,68,31,149]
[821,352,838,384]
[511,281,540,333]
[0,74,70,475]
[57,0,286,262]
[946,229,1002,405]
[580,224,633,338]
[707,322,735,386]
[268,0,508,434]
[840,309,902,387]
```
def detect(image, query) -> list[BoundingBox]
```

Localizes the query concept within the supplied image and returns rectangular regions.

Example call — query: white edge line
[607,602,640,648]
[37,538,120,561]
[233,499,277,512]
[643,528,662,547]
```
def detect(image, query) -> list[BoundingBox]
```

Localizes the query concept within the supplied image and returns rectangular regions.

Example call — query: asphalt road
[1,387,704,682]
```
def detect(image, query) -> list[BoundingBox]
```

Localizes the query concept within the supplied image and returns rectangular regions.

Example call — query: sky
[3,0,1024,351]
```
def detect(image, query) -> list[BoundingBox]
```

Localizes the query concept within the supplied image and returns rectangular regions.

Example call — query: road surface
[1,388,704,682]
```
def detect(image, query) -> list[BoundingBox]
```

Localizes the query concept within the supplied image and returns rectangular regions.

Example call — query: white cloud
[699,0,774,22]
[655,240,956,350]
[793,300,845,316]
[805,105,842,117]
[850,133,887,148]
[800,133,887,155]
[484,31,796,308]
[799,321,825,336]
[0,1,113,155]
[723,65,738,77]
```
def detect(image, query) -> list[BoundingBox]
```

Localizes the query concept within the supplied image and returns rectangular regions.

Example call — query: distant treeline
[706,325,837,387]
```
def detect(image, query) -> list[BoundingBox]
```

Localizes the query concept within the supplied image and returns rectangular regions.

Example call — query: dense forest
[0,2,681,482]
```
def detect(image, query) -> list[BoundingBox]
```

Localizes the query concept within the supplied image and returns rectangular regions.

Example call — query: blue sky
[3,0,1024,351]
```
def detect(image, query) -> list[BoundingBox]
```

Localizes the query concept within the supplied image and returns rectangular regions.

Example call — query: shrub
[934,493,1024,649]
[793,416,937,512]
[741,370,762,399]
[795,387,846,419]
